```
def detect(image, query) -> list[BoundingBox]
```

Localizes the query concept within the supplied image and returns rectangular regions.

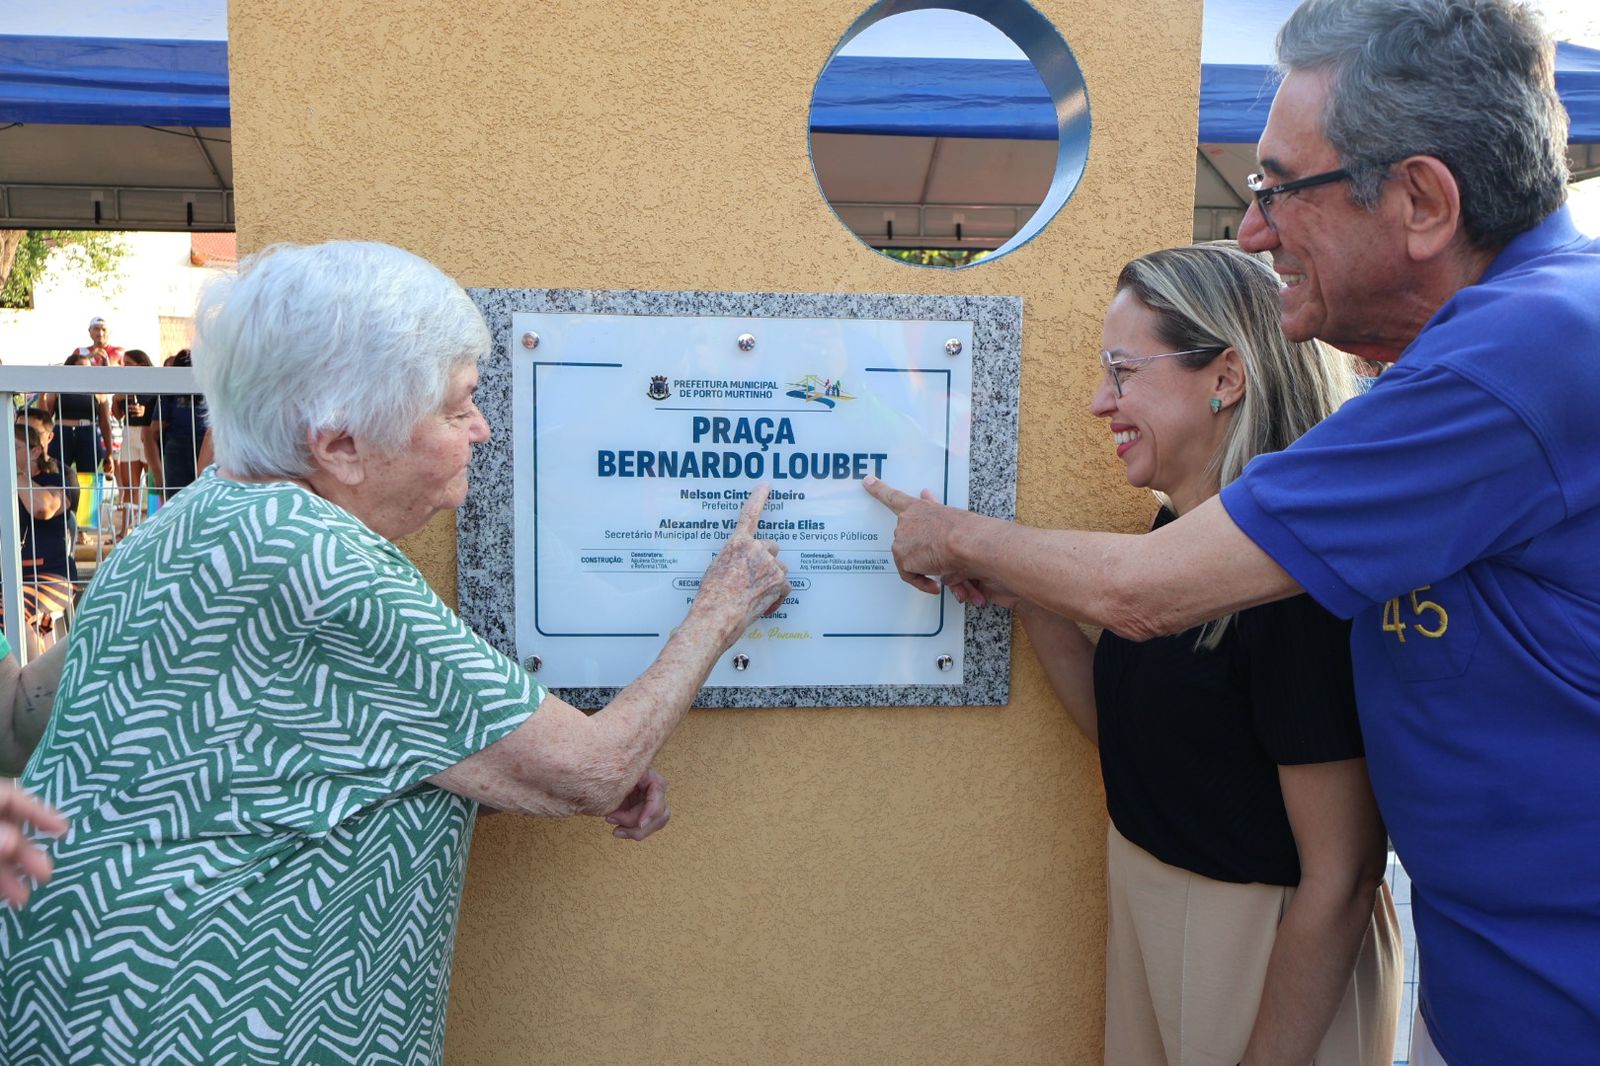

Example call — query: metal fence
[1,364,202,663]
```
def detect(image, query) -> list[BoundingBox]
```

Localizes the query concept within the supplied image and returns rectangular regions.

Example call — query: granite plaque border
[460,288,1019,708]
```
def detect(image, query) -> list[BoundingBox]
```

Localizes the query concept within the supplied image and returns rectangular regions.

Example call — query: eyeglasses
[1245,168,1351,230]
[1099,347,1225,398]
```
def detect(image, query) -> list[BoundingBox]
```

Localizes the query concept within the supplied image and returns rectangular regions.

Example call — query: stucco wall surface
[229,1,1202,1061]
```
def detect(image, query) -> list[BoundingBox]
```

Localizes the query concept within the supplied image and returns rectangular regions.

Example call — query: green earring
[1209,397,1223,415]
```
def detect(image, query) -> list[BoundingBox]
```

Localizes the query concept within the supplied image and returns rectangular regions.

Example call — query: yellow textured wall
[229,2,1201,1061]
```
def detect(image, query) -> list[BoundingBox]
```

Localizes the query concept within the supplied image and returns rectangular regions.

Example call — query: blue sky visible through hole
[838,10,1027,60]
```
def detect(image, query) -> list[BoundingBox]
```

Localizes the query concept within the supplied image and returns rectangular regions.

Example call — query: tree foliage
[875,247,995,269]
[0,230,130,310]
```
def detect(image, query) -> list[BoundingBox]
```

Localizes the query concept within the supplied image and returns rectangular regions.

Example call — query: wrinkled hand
[945,575,1022,610]
[692,484,791,643]
[862,476,974,596]
[604,766,671,841]
[0,780,68,909]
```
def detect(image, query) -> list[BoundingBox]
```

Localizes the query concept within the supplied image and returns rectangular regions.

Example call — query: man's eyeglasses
[1099,347,1225,398]
[1245,168,1351,230]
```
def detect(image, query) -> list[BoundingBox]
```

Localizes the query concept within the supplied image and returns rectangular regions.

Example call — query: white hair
[192,241,490,478]
[1278,0,1566,250]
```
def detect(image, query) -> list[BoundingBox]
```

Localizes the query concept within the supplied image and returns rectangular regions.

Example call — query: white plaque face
[511,312,971,687]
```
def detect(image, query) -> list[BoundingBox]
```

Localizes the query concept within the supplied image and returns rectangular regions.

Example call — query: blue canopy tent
[0,34,227,126]
[809,4,1600,247]
[1201,31,1600,234]
[0,11,231,231]
[6,1,1597,235]
[812,44,1600,142]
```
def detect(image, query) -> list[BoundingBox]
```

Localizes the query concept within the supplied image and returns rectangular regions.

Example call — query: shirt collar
[1478,204,1586,286]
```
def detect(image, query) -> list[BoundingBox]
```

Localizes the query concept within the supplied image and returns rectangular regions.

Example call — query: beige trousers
[1408,1004,1449,1066]
[1104,825,1402,1066]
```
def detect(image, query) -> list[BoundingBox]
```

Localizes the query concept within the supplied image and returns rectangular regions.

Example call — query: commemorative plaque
[460,290,1019,708]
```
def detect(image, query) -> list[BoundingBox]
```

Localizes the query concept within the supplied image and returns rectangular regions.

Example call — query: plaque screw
[936,654,954,672]
[522,331,540,350]
[737,333,756,352]
[944,338,963,357]
[732,654,750,671]
[524,655,542,673]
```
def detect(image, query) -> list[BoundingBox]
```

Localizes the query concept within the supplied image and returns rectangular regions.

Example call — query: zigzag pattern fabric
[0,470,543,1064]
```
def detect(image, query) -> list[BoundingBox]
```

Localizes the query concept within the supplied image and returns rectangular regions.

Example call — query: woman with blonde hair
[938,243,1400,1065]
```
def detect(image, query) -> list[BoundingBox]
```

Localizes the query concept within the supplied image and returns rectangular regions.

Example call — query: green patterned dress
[0,469,543,1064]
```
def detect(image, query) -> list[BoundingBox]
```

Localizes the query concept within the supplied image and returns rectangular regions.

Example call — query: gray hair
[192,241,491,478]
[1116,242,1356,647]
[1277,0,1568,250]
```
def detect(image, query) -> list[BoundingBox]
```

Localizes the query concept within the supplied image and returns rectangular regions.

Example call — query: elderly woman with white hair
[0,241,790,1064]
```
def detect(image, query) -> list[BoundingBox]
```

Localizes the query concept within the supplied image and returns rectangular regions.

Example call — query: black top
[125,394,156,428]
[1093,509,1364,886]
[55,391,99,422]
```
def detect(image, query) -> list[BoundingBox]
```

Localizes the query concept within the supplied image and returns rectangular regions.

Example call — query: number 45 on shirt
[1383,585,1449,643]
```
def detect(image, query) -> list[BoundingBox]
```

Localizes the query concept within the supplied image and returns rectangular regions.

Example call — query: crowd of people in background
[3,316,212,653]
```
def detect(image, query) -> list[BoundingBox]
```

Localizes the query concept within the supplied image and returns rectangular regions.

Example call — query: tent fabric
[4,22,1595,143]
[1557,40,1600,144]
[0,34,228,126]
[1199,41,1600,143]
[809,56,1056,141]
[809,43,1600,145]
[1197,63,1279,144]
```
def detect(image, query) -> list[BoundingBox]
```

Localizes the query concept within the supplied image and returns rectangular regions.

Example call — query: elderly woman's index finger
[735,484,772,537]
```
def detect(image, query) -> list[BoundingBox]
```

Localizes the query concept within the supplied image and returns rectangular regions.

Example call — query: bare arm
[0,640,69,776]
[143,424,163,489]
[17,482,64,522]
[864,478,1300,640]
[1242,758,1391,1066]
[1014,600,1100,745]
[96,397,115,473]
[428,487,789,831]
[928,491,1100,743]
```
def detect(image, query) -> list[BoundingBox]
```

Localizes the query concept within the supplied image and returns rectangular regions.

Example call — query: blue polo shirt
[1222,206,1600,1066]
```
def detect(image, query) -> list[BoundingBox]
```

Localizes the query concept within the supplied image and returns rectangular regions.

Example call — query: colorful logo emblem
[786,375,853,409]
[647,375,671,401]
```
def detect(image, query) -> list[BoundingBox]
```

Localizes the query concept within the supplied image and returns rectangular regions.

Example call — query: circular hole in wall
[809,1,1090,269]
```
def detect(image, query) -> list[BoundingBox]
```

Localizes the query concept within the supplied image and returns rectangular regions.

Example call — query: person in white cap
[67,317,123,367]
[49,319,120,538]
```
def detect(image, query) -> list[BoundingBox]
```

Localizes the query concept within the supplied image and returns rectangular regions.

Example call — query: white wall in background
[1569,174,1600,237]
[0,233,225,367]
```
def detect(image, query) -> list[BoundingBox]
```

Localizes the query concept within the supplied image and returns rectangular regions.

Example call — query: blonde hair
[1115,242,1356,647]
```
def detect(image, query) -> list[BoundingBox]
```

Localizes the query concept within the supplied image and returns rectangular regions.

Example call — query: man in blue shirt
[866,1,1598,1062]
